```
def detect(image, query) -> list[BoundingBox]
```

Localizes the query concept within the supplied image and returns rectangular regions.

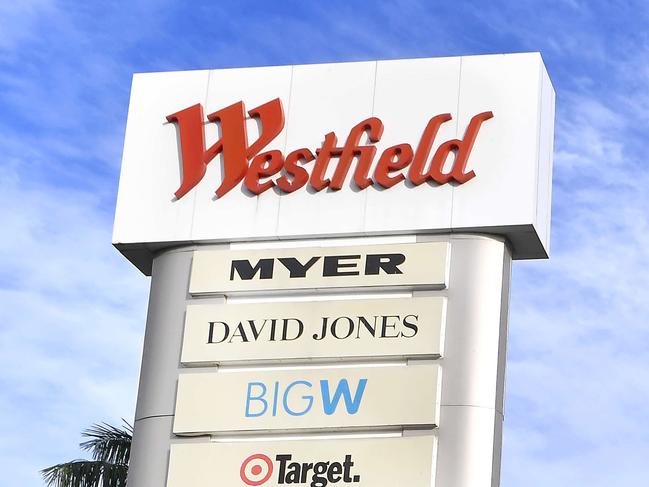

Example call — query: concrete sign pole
[126,233,511,487]
[127,245,206,487]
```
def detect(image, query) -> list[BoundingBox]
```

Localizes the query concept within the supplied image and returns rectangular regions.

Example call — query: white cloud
[0,163,148,485]
[501,80,649,484]
[0,0,58,50]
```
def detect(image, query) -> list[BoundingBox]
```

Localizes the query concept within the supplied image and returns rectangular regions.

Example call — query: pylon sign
[114,53,554,487]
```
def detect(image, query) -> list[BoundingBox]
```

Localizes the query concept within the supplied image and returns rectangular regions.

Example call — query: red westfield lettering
[166,98,493,199]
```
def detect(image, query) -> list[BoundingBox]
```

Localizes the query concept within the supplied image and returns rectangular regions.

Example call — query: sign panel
[181,296,446,365]
[189,242,449,295]
[114,53,554,276]
[173,364,441,435]
[168,435,437,487]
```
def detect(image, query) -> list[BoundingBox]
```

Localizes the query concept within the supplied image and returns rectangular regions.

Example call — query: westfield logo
[166,98,493,199]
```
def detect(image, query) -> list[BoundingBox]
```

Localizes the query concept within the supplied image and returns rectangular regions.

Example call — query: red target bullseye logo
[240,453,273,486]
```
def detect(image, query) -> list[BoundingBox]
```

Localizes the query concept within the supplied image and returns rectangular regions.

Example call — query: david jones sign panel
[180,296,446,365]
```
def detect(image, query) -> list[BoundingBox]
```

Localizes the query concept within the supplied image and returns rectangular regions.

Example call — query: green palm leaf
[41,421,132,487]
[41,460,128,487]
[80,421,132,464]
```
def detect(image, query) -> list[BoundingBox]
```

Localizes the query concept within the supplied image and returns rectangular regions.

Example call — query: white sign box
[113,53,554,275]
[173,364,441,435]
[189,242,449,295]
[167,435,437,487]
[181,297,446,365]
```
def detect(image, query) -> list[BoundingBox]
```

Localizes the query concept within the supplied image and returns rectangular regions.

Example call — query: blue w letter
[320,378,367,415]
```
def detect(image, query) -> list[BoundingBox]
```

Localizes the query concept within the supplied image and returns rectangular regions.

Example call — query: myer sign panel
[113,53,554,275]
[181,297,446,365]
[173,364,440,434]
[167,435,437,487]
[189,242,448,295]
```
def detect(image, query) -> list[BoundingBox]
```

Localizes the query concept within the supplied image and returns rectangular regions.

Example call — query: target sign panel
[167,435,437,487]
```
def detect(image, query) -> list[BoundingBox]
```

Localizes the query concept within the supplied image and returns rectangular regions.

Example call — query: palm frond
[40,459,128,487]
[80,420,132,465]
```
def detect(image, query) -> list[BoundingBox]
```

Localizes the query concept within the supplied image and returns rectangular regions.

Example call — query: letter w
[166,98,285,199]
[320,378,367,415]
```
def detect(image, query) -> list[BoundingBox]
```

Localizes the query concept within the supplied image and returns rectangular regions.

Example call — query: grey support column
[127,245,220,487]
[417,234,512,487]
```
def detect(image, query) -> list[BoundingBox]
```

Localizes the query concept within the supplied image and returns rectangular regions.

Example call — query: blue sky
[1,0,648,485]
